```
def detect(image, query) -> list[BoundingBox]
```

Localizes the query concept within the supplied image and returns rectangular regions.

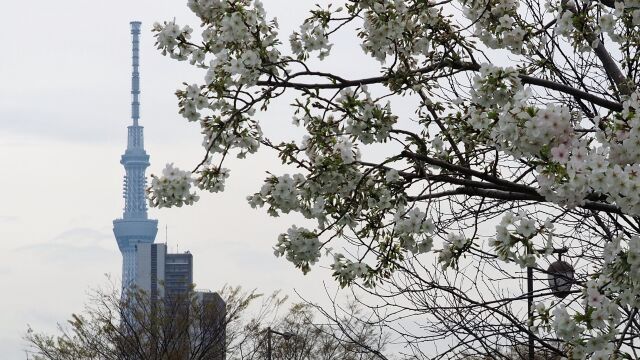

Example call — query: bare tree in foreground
[26,285,388,360]
[26,285,270,360]
[236,299,388,360]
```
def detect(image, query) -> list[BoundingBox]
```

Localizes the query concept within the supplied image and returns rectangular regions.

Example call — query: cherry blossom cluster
[469,64,522,108]
[177,84,263,159]
[437,233,471,270]
[552,0,640,50]
[355,0,440,63]
[290,17,333,60]
[247,173,305,216]
[534,92,640,214]
[180,84,208,122]
[546,3,596,50]
[496,102,575,160]
[468,69,582,211]
[607,92,640,165]
[546,281,621,359]
[461,0,526,53]
[246,147,410,285]
[555,11,575,38]
[468,65,575,160]
[486,212,556,268]
[394,207,435,255]
[150,0,274,208]
[336,87,398,145]
[467,66,640,216]
[273,225,321,274]
[154,0,280,88]
[466,65,521,138]
[594,235,640,311]
[154,21,193,57]
[246,146,367,231]
[598,11,618,41]
[148,164,199,208]
[197,166,230,193]
[330,254,370,284]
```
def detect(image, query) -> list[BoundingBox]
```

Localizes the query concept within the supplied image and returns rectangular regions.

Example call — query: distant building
[133,243,195,303]
[195,291,227,360]
[134,243,166,302]
[166,251,194,299]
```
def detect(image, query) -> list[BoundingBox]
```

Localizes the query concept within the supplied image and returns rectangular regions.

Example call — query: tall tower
[113,21,158,289]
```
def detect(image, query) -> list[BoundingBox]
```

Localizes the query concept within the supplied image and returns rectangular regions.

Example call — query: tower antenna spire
[131,21,141,126]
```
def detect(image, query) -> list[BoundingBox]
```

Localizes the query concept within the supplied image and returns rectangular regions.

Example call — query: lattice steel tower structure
[113,21,158,289]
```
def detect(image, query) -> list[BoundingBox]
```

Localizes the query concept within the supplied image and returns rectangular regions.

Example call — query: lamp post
[527,248,574,360]
[266,327,295,360]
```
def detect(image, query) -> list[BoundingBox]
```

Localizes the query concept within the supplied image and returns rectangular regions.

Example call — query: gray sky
[0,1,373,358]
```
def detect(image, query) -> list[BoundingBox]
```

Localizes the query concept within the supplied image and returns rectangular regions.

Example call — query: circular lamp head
[547,260,574,298]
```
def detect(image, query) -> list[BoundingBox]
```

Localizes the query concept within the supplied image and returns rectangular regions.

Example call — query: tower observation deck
[113,21,158,289]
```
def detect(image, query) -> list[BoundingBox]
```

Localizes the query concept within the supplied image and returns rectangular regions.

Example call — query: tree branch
[257,61,623,111]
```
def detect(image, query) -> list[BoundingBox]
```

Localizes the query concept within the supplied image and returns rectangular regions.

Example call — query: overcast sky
[0,1,383,358]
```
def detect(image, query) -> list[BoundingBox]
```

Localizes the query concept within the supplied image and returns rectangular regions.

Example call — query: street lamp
[266,327,295,360]
[527,248,574,360]
[547,259,575,298]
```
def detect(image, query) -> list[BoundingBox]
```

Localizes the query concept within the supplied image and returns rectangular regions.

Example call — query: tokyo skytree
[113,21,158,289]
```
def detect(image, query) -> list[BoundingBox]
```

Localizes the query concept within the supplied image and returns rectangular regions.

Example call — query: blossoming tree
[149,0,640,358]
